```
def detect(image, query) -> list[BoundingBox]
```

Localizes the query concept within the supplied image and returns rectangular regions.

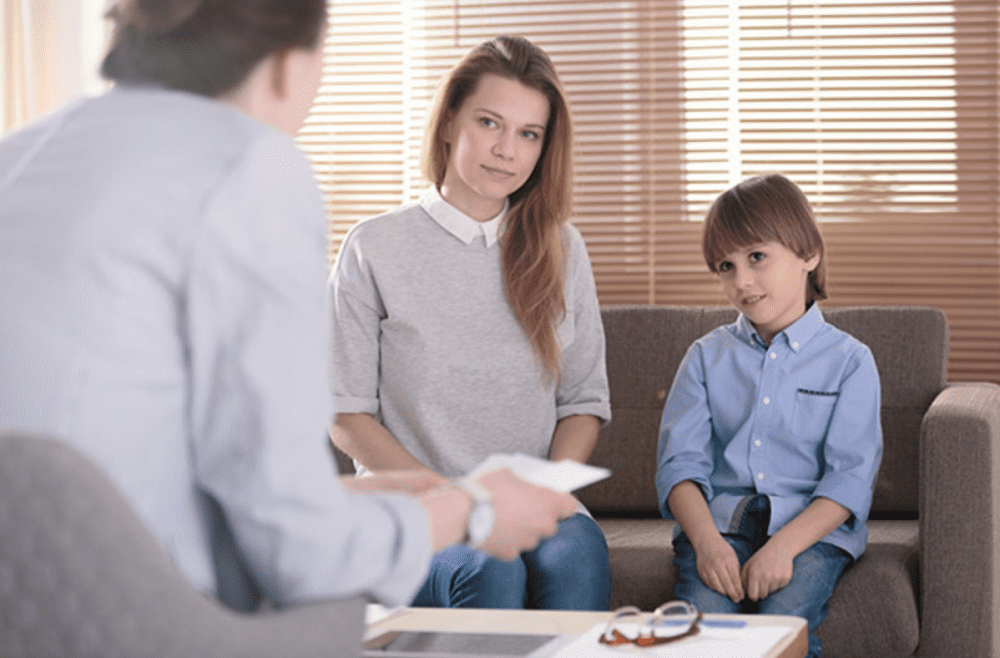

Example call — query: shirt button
[791,341,800,350]
[757,473,765,480]
[754,439,762,447]
[763,397,771,405]
[769,352,777,360]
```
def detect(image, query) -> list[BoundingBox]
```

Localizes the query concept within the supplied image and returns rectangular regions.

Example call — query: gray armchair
[0,433,366,658]
[576,305,1000,658]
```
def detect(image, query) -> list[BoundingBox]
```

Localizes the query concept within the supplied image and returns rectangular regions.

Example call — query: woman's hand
[340,469,449,495]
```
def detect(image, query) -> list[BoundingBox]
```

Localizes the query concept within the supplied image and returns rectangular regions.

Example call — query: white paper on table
[549,622,793,658]
[363,604,407,640]
[468,453,610,492]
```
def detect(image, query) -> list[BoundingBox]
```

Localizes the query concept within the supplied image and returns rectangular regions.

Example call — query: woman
[330,35,612,610]
[0,2,575,614]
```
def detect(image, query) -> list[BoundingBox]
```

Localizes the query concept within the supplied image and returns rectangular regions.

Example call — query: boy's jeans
[411,513,610,610]
[672,494,852,658]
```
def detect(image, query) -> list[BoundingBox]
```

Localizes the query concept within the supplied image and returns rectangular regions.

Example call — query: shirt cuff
[654,466,713,519]
[812,473,875,528]
[556,401,611,426]
[333,395,380,416]
[354,493,432,606]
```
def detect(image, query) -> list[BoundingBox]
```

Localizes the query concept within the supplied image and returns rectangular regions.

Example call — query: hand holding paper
[468,452,611,493]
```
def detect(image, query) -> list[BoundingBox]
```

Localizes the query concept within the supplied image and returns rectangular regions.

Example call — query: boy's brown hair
[702,173,827,305]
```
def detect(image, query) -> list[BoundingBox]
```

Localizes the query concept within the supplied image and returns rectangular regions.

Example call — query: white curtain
[1,0,110,134]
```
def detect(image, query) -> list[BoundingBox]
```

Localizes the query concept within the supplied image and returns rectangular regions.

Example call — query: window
[302,0,1000,383]
[1,0,110,132]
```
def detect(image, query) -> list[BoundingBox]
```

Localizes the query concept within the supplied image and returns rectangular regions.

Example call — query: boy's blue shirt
[655,303,883,559]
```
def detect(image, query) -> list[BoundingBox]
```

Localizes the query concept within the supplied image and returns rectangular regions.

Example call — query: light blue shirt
[655,303,883,558]
[0,87,431,609]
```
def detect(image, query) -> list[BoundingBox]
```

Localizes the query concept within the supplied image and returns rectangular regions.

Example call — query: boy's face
[714,241,821,344]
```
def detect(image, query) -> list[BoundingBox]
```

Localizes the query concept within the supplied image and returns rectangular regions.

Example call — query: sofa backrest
[577,305,949,518]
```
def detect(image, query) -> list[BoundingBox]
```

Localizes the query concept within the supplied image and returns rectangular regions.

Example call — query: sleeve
[186,131,430,607]
[811,343,883,527]
[554,226,611,424]
[654,341,716,518]
[329,222,384,416]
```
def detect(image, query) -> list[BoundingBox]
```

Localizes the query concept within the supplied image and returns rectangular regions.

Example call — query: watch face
[468,501,496,546]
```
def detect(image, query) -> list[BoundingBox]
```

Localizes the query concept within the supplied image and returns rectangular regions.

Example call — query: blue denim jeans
[672,495,852,658]
[411,513,611,610]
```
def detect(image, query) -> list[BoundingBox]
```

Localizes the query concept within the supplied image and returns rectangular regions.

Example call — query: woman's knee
[523,514,609,578]
[421,546,528,608]
[521,514,610,610]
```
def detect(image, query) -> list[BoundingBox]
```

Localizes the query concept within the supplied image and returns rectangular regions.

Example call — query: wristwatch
[455,478,495,548]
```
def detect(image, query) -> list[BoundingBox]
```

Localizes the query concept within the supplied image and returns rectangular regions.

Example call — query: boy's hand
[741,540,794,601]
[694,534,745,603]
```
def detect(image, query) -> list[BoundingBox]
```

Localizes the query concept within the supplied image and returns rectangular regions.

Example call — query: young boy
[655,174,883,658]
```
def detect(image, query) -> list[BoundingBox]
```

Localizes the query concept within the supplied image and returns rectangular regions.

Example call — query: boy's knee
[758,543,850,622]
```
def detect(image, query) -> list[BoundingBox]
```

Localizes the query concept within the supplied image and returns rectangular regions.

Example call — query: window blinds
[300,0,999,384]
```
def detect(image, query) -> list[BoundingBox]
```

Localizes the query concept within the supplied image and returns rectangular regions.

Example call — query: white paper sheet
[468,453,611,492]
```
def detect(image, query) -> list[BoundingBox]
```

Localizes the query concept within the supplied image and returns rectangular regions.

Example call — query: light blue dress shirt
[0,87,431,609]
[655,303,883,558]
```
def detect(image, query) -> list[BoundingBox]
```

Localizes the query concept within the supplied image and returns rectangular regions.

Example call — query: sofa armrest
[919,382,1000,658]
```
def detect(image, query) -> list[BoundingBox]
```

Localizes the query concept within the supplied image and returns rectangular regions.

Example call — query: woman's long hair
[423,35,574,380]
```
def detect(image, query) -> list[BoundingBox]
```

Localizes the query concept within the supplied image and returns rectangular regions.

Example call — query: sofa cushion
[816,521,921,658]
[596,518,678,613]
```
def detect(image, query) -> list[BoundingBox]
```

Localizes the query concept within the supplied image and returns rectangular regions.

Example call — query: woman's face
[440,73,550,221]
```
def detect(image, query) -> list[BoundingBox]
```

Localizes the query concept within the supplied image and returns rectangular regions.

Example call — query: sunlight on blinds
[683,0,960,215]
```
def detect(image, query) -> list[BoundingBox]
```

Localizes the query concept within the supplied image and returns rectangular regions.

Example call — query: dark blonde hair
[101,0,326,97]
[702,173,827,305]
[423,35,574,379]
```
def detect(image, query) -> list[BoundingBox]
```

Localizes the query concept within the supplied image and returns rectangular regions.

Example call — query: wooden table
[365,607,807,658]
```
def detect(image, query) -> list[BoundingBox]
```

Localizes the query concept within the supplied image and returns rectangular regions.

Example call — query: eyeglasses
[598,601,703,648]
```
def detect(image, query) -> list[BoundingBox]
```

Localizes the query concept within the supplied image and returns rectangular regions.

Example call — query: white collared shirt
[419,187,507,247]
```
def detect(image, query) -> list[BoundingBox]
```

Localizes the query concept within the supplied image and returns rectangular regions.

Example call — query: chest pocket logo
[791,389,839,440]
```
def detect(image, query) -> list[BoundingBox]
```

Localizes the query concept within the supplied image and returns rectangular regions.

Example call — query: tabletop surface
[366,606,807,658]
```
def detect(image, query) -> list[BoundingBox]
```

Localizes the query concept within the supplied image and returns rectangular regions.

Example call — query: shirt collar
[419,187,507,247]
[735,302,825,352]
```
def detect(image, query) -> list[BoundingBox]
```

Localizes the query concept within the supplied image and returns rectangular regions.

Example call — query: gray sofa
[576,305,1000,658]
[0,433,367,658]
